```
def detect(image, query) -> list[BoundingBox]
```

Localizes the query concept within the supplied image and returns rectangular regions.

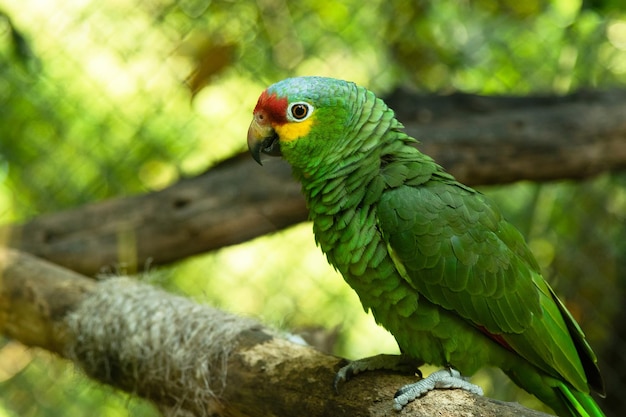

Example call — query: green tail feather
[556,383,605,417]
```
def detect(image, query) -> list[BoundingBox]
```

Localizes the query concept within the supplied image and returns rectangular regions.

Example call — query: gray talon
[334,356,481,411]
[393,368,483,411]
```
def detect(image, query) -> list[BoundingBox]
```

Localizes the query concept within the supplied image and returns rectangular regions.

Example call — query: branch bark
[3,89,626,275]
[0,248,553,417]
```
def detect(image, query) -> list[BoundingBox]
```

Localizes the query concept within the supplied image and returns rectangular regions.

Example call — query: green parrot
[247,76,605,416]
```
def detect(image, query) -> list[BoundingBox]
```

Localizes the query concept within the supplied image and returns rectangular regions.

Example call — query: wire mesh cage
[1,0,625,415]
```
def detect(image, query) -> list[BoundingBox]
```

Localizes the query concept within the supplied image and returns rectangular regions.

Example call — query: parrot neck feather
[293,101,442,261]
[291,86,418,201]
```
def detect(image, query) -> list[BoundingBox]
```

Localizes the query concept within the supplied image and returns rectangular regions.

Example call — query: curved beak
[247,117,281,165]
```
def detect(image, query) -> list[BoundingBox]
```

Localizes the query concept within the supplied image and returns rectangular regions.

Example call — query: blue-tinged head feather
[266,76,354,106]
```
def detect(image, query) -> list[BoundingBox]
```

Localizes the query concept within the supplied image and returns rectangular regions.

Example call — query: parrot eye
[288,102,313,122]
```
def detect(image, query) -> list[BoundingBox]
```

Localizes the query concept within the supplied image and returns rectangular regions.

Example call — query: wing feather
[379,183,540,334]
[378,181,599,392]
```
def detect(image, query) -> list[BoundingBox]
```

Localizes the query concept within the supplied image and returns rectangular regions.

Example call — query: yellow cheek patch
[274,117,314,143]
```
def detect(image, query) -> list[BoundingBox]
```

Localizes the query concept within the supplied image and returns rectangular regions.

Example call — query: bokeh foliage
[1,0,626,415]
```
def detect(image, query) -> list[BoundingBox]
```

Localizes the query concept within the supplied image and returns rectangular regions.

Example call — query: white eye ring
[287,102,314,122]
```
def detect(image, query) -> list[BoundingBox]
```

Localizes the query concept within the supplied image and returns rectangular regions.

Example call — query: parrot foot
[393,368,483,411]
[334,353,423,392]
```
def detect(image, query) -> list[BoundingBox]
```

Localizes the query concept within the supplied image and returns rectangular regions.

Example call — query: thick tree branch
[0,248,552,417]
[3,89,626,275]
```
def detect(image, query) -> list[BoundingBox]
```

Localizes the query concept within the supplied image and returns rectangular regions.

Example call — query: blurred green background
[1,0,625,415]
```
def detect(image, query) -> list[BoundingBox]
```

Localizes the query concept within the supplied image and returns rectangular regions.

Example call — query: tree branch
[0,248,553,417]
[3,89,626,275]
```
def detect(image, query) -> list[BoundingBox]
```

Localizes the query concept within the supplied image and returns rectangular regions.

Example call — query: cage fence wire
[1,0,625,415]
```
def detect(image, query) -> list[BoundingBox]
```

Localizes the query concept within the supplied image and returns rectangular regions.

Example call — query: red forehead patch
[254,90,288,124]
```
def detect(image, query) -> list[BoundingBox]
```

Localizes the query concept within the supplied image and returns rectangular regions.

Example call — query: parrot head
[247,76,371,172]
